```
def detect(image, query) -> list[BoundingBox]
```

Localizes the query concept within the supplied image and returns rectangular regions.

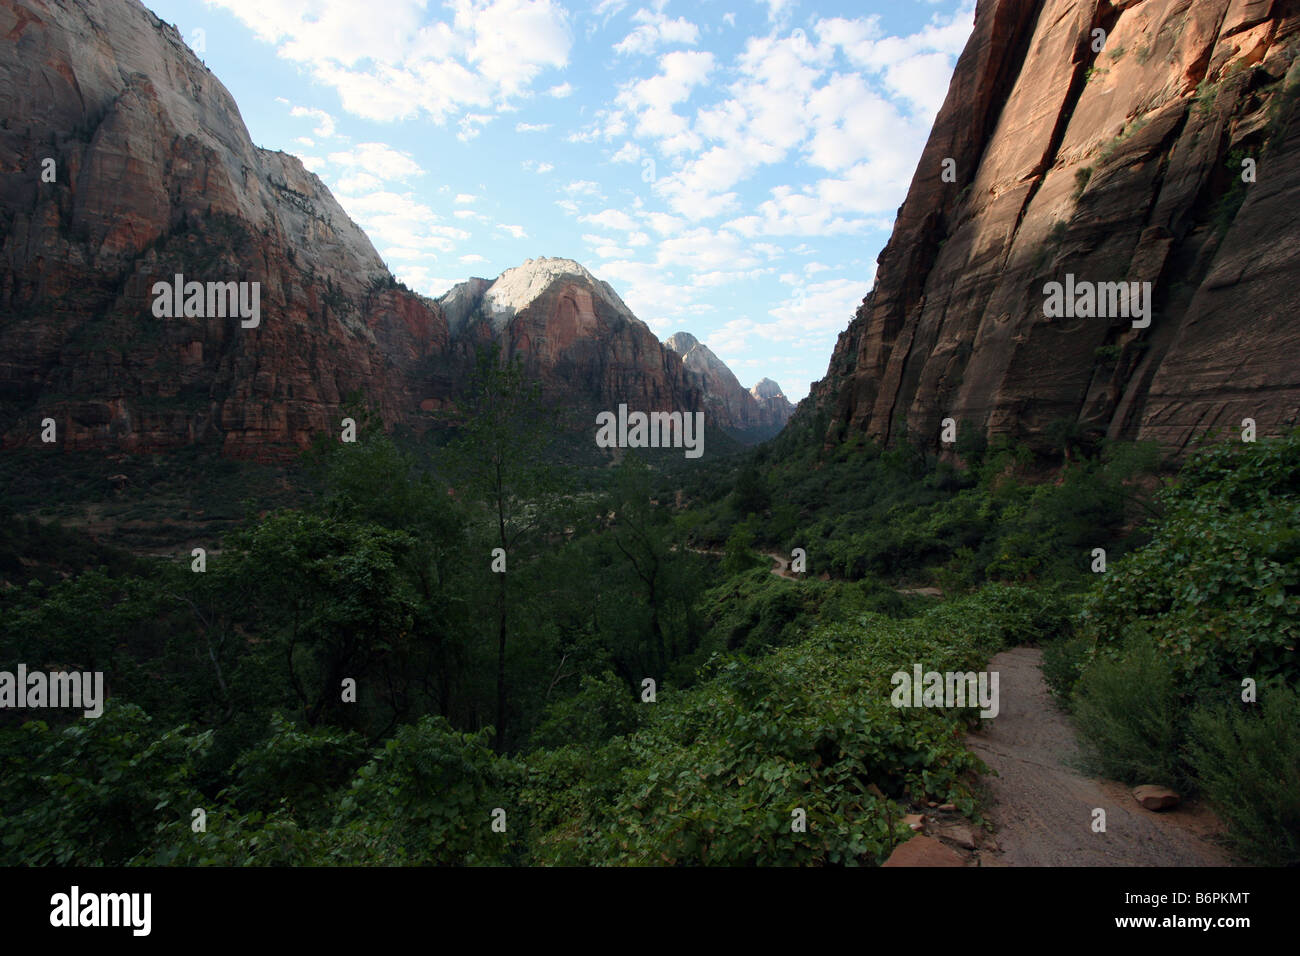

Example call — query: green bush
[1041,635,1091,707]
[327,716,519,865]
[1080,431,1300,685]
[523,586,1055,865]
[530,671,640,750]
[0,702,210,866]
[226,714,368,826]
[1071,636,1187,789]
[1187,686,1300,866]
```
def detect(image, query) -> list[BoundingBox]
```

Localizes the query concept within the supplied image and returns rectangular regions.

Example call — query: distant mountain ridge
[663,332,794,438]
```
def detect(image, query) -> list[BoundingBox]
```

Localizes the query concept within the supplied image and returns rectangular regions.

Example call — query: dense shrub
[1079,431,1300,685]
[1041,635,1091,707]
[1071,636,1188,789]
[0,702,210,866]
[522,586,1058,865]
[1187,686,1300,866]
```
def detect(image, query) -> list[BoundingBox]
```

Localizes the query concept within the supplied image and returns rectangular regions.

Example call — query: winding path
[967,647,1234,866]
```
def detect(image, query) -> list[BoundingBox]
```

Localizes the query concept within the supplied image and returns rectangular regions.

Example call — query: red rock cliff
[806,0,1300,457]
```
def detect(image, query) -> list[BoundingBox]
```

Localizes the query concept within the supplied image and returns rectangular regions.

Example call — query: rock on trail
[966,647,1233,867]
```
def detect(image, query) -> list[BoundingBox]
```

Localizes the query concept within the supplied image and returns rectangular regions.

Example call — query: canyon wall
[805,0,1300,457]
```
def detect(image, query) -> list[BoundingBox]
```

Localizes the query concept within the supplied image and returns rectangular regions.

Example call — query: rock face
[750,378,796,429]
[439,262,794,437]
[663,332,794,437]
[805,0,1300,457]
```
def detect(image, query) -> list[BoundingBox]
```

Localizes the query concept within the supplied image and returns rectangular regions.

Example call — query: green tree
[224,512,418,734]
[449,347,560,750]
[305,418,471,725]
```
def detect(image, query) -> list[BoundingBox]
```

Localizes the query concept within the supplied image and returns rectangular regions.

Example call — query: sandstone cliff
[750,378,796,428]
[806,0,1300,457]
[438,258,708,423]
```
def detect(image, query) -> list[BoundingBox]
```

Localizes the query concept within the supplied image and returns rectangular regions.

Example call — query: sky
[142,0,976,399]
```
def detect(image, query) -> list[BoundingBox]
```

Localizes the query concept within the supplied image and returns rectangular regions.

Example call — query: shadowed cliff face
[440,259,710,423]
[806,0,1300,457]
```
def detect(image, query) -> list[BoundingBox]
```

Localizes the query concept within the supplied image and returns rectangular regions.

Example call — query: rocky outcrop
[438,261,793,438]
[750,378,795,429]
[806,0,1300,458]
[0,0,454,460]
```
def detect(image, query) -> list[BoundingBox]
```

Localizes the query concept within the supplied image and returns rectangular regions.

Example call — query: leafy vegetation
[1064,430,1300,862]
[2,350,1296,865]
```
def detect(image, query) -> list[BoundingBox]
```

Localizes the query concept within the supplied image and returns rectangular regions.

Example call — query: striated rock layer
[662,332,794,436]
[805,0,1300,457]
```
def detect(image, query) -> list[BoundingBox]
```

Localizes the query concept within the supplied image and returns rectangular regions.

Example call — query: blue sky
[142,0,975,399]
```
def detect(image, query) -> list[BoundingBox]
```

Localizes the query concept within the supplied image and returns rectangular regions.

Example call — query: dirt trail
[684,547,795,579]
[967,647,1234,867]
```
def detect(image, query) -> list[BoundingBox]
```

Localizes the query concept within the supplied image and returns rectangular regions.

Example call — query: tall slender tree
[449,346,559,750]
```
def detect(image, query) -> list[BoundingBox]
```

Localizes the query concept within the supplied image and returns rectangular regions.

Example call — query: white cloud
[394,267,460,297]
[611,141,643,164]
[209,0,573,124]
[335,171,385,194]
[339,190,470,257]
[614,9,700,57]
[692,268,769,287]
[516,121,552,132]
[289,105,337,138]
[767,275,875,339]
[581,208,641,231]
[454,193,479,204]
[644,211,686,235]
[657,226,764,269]
[565,180,603,196]
[613,49,714,154]
[756,0,794,24]
[326,142,425,183]
[458,113,494,141]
